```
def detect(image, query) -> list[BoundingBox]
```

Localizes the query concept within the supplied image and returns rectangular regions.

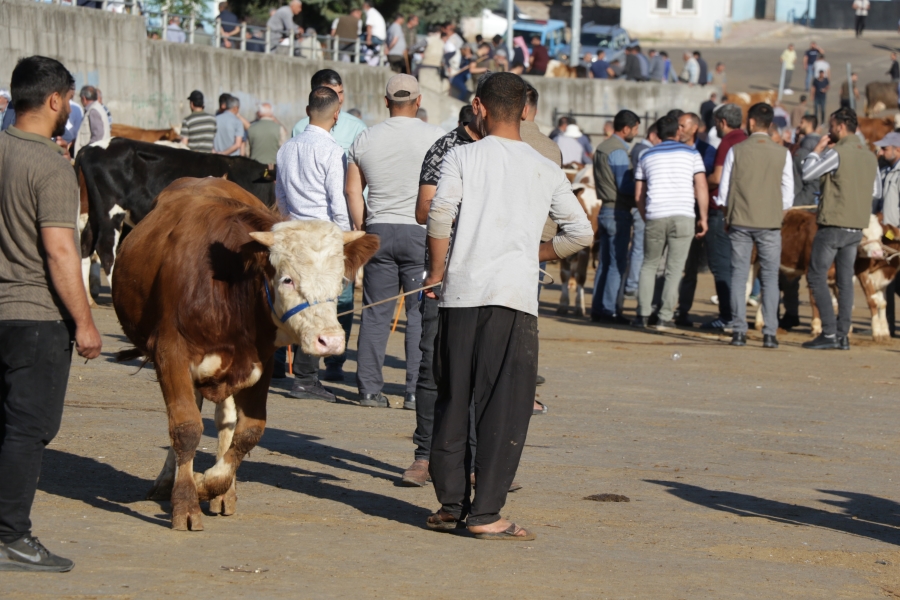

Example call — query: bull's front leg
[557,259,571,315]
[158,364,205,531]
[208,396,238,516]
[147,390,204,501]
[809,279,822,337]
[575,249,590,317]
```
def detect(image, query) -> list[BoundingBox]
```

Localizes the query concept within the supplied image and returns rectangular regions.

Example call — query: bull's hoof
[172,509,204,531]
[874,333,891,343]
[556,306,568,316]
[146,481,173,501]
[209,486,237,516]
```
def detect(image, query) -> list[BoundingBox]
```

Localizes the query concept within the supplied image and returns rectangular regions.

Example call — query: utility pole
[506,0,514,61]
[569,0,582,68]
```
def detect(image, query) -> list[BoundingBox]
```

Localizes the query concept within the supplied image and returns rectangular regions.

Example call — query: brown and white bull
[112,177,378,530]
[557,166,601,316]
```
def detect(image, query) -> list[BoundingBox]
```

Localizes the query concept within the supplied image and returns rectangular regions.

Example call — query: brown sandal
[426,511,462,532]
[472,522,537,541]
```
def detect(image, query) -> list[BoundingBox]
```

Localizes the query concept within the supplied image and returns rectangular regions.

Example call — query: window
[656,0,668,9]
[680,0,696,10]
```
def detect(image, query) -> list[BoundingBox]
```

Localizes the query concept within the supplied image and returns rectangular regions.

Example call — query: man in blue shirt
[589,50,609,79]
[213,95,244,156]
[292,69,367,157]
[591,110,641,322]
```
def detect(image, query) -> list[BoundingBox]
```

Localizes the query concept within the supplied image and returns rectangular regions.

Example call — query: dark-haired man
[180,90,217,153]
[0,55,102,572]
[275,87,349,399]
[718,103,793,348]
[348,75,444,408]
[292,69,367,156]
[424,72,592,540]
[591,110,640,323]
[633,114,709,330]
[801,107,881,349]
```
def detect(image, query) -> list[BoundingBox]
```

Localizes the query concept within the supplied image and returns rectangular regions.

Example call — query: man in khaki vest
[718,103,794,348]
[801,107,881,349]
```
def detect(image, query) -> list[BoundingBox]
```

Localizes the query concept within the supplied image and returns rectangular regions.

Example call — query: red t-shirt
[711,128,748,208]
[530,45,550,73]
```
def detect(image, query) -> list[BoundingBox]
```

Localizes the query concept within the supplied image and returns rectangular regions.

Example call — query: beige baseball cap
[386,74,420,101]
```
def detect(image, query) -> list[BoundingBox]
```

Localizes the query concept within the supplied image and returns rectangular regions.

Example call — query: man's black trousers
[0,320,74,543]
[430,306,537,527]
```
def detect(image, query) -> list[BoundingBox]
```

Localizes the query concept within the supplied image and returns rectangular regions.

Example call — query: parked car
[561,23,634,64]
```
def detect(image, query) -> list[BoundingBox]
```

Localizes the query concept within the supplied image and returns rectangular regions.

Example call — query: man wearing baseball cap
[346,74,444,409]
[875,132,900,335]
[180,90,217,153]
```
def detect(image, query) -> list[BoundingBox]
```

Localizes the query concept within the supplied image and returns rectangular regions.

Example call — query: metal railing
[35,0,382,66]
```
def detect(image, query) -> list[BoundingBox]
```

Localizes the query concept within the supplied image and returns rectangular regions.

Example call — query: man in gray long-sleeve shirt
[423,73,592,541]
[801,107,880,350]
[267,0,301,53]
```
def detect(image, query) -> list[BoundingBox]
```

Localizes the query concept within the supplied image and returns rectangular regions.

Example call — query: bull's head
[860,214,886,260]
[249,221,379,356]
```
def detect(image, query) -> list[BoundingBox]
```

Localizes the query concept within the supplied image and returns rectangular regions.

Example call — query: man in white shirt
[275,87,351,399]
[718,103,793,348]
[633,114,709,330]
[362,0,387,47]
[853,0,870,37]
[347,74,444,409]
[423,72,592,541]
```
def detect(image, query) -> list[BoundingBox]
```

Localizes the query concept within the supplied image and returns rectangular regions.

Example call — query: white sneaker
[710,294,719,306]
[784,89,794,95]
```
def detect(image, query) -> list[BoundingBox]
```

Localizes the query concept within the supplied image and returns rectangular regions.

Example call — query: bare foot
[468,518,516,535]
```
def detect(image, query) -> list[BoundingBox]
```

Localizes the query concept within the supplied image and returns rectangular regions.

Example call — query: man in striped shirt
[633,114,709,330]
[180,91,217,153]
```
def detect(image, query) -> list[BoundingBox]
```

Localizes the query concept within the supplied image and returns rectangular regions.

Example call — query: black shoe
[360,392,389,408]
[763,334,779,349]
[631,316,648,329]
[590,312,617,324]
[321,365,345,382]
[802,334,838,350]
[289,379,336,402]
[0,536,74,572]
[403,393,416,410]
[837,336,850,350]
[272,369,287,379]
[536,375,545,386]
[778,314,800,331]
[730,332,747,346]
[674,317,692,328]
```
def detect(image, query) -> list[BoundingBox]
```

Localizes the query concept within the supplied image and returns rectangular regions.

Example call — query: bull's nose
[315,335,345,355]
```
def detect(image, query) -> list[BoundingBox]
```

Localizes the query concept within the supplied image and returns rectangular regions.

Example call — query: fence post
[188,10,195,45]
[101,0,108,10]
[288,29,294,57]
[847,62,855,111]
[240,22,247,51]
[332,35,339,61]
[777,61,786,104]
[214,20,220,49]
[354,37,361,64]
[265,26,271,54]
[161,4,168,40]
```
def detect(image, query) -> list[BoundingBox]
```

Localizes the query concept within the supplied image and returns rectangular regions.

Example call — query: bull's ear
[249,231,276,247]
[344,234,380,280]
[343,231,366,244]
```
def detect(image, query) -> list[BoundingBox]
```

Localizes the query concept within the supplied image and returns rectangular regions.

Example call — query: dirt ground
[3,260,900,599]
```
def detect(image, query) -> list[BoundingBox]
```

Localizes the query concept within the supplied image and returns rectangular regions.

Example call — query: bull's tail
[116,347,153,372]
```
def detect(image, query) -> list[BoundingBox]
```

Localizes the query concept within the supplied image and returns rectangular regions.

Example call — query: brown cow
[110,123,180,143]
[112,177,378,530]
[857,117,894,149]
[558,166,600,316]
[727,90,777,121]
[865,81,898,116]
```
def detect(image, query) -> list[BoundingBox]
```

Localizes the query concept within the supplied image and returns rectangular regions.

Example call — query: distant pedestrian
[74,85,110,156]
[362,0,386,47]
[217,2,240,49]
[0,90,10,126]
[180,90,217,153]
[635,46,649,80]
[647,49,664,82]
[589,49,610,79]
[660,51,677,83]
[700,92,717,134]
[529,36,550,76]
[331,8,362,61]
[710,62,727,92]
[803,41,823,91]
[248,102,286,166]
[165,16,186,43]
[213,95,243,156]
[681,52,700,85]
[781,43,797,93]
[292,69,367,156]
[813,53,830,79]
[789,94,809,130]
[801,107,881,350]
[694,51,708,85]
[813,71,829,125]
[889,52,900,82]
[840,72,859,109]
[591,110,641,323]
[0,55,102,573]
[386,14,408,73]
[267,0,301,54]
[632,114,708,330]
[346,74,444,409]
[404,14,419,55]
[624,47,642,81]
[853,0,870,37]
[718,103,793,348]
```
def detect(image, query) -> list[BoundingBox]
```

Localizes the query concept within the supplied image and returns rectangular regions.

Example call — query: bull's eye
[280,276,293,287]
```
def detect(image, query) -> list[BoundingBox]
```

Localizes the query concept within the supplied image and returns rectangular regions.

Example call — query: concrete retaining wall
[0,0,461,130]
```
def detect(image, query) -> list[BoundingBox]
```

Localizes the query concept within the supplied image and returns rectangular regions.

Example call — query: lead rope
[336,269,556,318]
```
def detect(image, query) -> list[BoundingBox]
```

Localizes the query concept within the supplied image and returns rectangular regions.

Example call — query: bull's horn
[343,231,366,244]
[249,231,276,247]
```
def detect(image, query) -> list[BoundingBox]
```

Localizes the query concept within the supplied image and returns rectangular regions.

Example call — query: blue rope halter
[263,278,337,324]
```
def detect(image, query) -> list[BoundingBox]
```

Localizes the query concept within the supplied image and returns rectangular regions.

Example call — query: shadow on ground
[647,479,900,546]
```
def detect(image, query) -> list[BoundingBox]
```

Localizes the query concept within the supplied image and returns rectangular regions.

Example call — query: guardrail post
[188,10,195,45]
[332,35,339,61]
[354,37,361,64]
[288,30,294,57]
[240,22,247,51]
[161,5,168,39]
[101,0,108,10]
[214,21,220,48]
[265,27,271,54]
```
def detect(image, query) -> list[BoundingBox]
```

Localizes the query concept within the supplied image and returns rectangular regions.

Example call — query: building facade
[621,0,762,41]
